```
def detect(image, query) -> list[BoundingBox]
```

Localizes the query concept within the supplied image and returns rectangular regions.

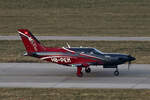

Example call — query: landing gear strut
[114,66,119,76]
[76,67,83,77]
[85,67,91,73]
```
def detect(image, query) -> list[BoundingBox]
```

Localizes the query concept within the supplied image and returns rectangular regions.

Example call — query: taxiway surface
[0,63,150,89]
[0,36,150,41]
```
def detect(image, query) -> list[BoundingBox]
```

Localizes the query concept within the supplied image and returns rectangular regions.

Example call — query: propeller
[127,54,133,71]
[128,61,131,71]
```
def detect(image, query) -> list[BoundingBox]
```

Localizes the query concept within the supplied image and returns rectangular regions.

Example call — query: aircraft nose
[128,55,136,61]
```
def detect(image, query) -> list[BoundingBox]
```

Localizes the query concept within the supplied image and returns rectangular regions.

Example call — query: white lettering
[28,37,38,51]
[51,57,71,63]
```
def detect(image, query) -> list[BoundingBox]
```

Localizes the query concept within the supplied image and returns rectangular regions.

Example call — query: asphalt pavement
[0,63,150,89]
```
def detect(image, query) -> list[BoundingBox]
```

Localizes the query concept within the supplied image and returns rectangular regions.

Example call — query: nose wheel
[114,66,119,76]
[114,70,119,76]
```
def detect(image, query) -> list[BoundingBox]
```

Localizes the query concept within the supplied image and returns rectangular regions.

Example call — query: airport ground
[0,63,150,100]
[0,0,150,36]
[0,40,149,99]
[0,88,150,100]
[0,0,150,99]
[0,63,150,89]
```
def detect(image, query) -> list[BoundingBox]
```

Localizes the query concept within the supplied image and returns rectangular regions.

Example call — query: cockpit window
[68,48,104,55]
[93,48,104,54]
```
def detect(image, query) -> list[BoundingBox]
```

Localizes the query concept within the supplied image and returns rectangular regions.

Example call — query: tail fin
[18,29,45,53]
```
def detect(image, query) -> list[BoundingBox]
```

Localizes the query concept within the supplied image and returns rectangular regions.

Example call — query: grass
[0,40,150,63]
[0,0,150,36]
[0,88,150,100]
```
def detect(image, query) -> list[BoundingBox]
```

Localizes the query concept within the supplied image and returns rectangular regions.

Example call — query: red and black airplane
[18,29,136,77]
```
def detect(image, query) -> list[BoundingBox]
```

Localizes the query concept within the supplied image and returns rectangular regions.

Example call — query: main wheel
[77,72,83,77]
[85,67,91,73]
[114,71,119,76]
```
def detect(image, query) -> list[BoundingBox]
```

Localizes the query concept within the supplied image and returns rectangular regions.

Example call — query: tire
[85,68,91,73]
[114,71,119,76]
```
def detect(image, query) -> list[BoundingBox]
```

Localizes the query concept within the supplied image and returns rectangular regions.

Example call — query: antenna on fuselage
[66,42,71,48]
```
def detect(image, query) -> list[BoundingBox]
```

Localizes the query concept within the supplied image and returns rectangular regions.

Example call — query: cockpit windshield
[68,48,104,56]
[92,48,104,55]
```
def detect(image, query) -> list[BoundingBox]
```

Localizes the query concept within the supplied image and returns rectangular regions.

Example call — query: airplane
[18,29,136,77]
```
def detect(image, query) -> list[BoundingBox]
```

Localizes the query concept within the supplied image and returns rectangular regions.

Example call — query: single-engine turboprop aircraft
[18,29,136,77]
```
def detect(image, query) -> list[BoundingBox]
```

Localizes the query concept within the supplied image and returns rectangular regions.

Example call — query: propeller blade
[127,54,132,71]
[128,61,131,71]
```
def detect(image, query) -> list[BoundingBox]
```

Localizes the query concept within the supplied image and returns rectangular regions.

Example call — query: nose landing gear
[114,66,119,76]
[114,70,119,76]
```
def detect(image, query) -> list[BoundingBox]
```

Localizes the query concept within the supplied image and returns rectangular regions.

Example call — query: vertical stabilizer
[18,29,45,53]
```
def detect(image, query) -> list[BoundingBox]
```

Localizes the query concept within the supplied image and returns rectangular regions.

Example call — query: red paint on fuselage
[18,29,103,67]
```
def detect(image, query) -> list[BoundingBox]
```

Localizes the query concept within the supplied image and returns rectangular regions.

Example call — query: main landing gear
[76,67,91,77]
[114,66,119,76]
[85,67,91,73]
[76,67,83,77]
